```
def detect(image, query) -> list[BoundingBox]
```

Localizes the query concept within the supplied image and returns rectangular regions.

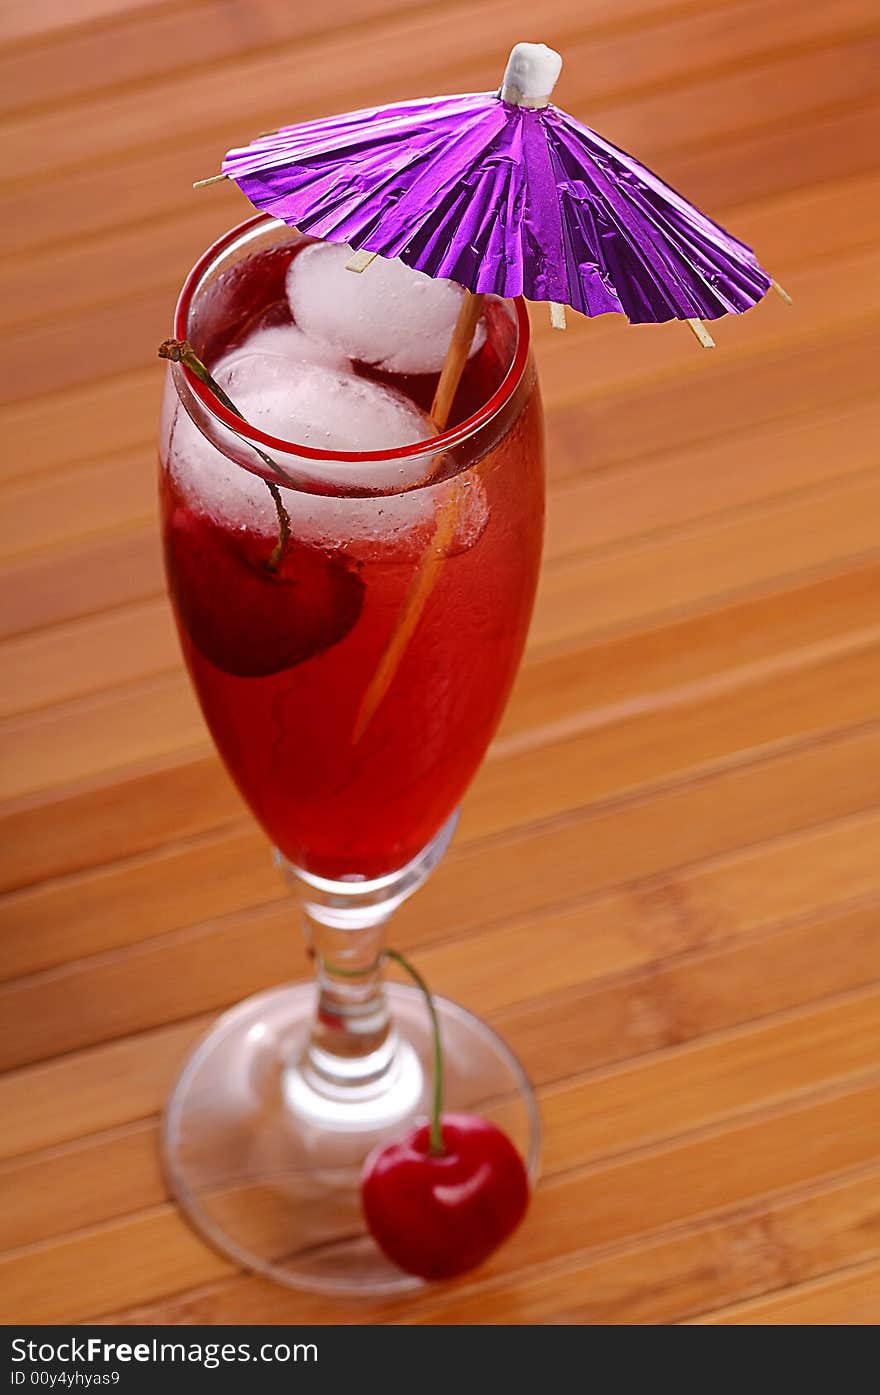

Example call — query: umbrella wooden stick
[431,291,486,430]
[686,318,716,349]
[352,492,460,743]
[346,249,379,273]
[353,290,485,741]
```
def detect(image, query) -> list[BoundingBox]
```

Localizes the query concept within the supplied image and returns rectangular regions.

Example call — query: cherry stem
[383,949,445,1155]
[158,338,292,573]
[264,482,291,572]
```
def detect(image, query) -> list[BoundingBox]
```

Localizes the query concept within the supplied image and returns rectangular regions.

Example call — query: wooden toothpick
[353,487,459,744]
[346,249,379,274]
[354,290,486,742]
[549,302,567,330]
[686,318,715,349]
[193,173,227,189]
[430,292,486,430]
[771,279,793,305]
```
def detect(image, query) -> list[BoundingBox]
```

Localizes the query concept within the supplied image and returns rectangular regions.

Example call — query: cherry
[360,949,530,1280]
[158,339,364,679]
[165,503,364,678]
[362,1111,529,1280]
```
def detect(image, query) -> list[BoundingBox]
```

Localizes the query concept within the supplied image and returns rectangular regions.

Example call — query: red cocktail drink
[160,225,544,880]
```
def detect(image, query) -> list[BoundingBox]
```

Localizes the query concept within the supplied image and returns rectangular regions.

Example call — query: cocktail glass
[160,215,545,1294]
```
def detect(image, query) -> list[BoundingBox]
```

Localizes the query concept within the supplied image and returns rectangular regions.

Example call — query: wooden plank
[0,525,162,642]
[0,448,156,563]
[0,368,159,486]
[2,305,874,516]
[3,724,880,1069]
[536,318,880,485]
[5,0,869,120]
[0,900,306,1071]
[1,597,177,719]
[0,751,242,894]
[17,1073,880,1325]
[2,473,877,806]
[4,24,878,335]
[0,0,174,47]
[409,725,880,960]
[7,83,877,276]
[0,1205,234,1326]
[0,672,206,804]
[531,473,880,656]
[2,804,879,1104]
[0,467,877,738]
[667,94,880,215]
[693,1257,880,1323]
[0,1121,163,1252]
[4,623,878,980]
[404,1163,880,1324]
[108,1159,880,1325]
[497,897,880,1085]
[486,1077,880,1287]
[537,983,880,1175]
[0,753,241,892]
[722,166,880,275]
[0,0,723,113]
[545,400,880,562]
[0,1018,208,1161]
[0,283,189,406]
[3,556,877,899]
[4,199,878,409]
[9,894,880,1257]
[426,841,880,1019]
[504,559,880,746]
[462,643,880,842]
[5,12,874,190]
[2,386,876,605]
[0,823,273,982]
[533,247,880,415]
[5,982,880,1316]
[0,0,444,109]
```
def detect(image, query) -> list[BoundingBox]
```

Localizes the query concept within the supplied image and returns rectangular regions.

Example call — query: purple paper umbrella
[213,43,786,342]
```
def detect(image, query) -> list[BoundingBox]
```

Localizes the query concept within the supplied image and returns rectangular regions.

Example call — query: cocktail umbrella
[191,42,789,733]
[201,41,788,369]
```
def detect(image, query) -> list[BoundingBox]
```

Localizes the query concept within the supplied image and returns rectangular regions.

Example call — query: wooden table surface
[2,0,880,1328]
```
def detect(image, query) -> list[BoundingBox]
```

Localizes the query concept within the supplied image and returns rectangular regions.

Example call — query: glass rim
[173,213,532,466]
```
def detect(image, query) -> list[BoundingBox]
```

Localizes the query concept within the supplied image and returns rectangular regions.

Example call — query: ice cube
[218,358,430,454]
[168,398,281,537]
[286,243,486,376]
[217,322,349,375]
[168,355,436,535]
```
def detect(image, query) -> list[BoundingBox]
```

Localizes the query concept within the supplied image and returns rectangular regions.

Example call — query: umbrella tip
[500,43,563,108]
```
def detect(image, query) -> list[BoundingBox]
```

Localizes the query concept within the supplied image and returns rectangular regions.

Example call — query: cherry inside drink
[160,235,544,881]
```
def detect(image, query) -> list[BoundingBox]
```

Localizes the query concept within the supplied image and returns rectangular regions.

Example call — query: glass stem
[275,811,459,1108]
[302,915,396,1096]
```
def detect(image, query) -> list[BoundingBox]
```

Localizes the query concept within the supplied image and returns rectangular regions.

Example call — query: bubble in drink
[286,243,486,375]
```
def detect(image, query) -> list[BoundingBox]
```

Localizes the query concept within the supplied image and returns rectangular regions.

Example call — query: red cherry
[164,504,364,677]
[361,1112,529,1280]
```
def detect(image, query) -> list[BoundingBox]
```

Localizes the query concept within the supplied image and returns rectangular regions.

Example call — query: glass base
[163,981,541,1295]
